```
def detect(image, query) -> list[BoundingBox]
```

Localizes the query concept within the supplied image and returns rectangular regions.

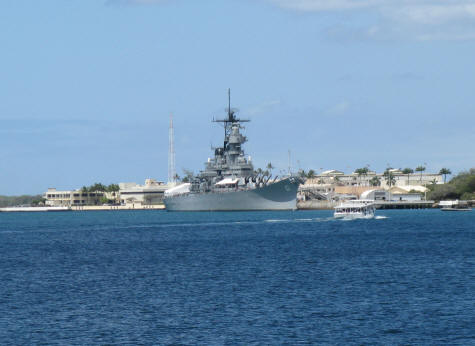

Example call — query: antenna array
[168,113,176,184]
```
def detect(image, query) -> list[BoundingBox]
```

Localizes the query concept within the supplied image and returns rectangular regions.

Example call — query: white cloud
[267,0,382,11]
[388,3,475,25]
[103,0,475,40]
[267,0,475,40]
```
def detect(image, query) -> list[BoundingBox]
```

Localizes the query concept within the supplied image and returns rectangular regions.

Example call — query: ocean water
[0,209,474,345]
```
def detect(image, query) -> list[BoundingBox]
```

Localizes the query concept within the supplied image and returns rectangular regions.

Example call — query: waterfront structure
[360,189,422,202]
[45,188,106,207]
[164,90,302,211]
[119,179,170,206]
[306,170,442,189]
[45,179,170,207]
[299,169,442,203]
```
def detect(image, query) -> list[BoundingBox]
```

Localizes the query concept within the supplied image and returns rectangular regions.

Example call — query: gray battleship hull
[164,177,300,211]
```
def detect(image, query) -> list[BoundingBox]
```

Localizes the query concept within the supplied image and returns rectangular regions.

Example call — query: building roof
[394,185,428,193]
[360,189,385,199]
[320,170,344,175]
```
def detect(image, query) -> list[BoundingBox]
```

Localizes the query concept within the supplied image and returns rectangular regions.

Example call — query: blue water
[1,209,474,345]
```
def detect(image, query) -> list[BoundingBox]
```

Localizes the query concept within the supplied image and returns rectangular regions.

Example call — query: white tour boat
[334,199,376,219]
[439,200,472,211]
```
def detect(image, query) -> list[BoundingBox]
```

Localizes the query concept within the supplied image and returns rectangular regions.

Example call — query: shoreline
[0,205,166,212]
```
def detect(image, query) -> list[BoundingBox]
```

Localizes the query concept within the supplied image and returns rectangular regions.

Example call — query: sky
[1,0,474,195]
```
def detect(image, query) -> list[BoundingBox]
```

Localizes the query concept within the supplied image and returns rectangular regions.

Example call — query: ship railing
[167,186,257,197]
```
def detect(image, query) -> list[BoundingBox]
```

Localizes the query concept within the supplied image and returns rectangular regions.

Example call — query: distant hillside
[0,195,43,207]
[427,168,475,201]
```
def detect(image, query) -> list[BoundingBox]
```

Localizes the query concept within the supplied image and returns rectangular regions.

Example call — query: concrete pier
[297,200,436,210]
[375,201,435,209]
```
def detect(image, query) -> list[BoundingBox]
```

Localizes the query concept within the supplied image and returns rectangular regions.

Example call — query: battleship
[163,90,303,211]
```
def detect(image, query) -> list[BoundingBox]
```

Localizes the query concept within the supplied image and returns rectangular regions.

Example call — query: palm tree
[439,168,452,183]
[415,165,426,184]
[369,176,381,187]
[402,168,414,186]
[266,163,274,176]
[107,184,120,192]
[383,170,396,188]
[306,169,316,179]
[354,167,369,186]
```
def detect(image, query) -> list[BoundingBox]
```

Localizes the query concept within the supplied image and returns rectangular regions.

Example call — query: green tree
[402,168,414,186]
[89,183,107,192]
[369,176,381,187]
[354,167,369,185]
[427,168,475,201]
[439,168,452,183]
[298,169,307,179]
[31,198,46,206]
[415,165,426,183]
[306,169,316,179]
[107,184,120,192]
[266,163,274,176]
[383,170,396,188]
[182,169,194,183]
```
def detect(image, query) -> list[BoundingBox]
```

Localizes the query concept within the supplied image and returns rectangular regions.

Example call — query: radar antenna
[213,88,249,149]
[168,113,176,184]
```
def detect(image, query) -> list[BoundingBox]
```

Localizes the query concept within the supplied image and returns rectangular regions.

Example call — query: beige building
[45,188,107,207]
[309,169,442,189]
[119,179,172,206]
[300,169,443,201]
[45,179,170,207]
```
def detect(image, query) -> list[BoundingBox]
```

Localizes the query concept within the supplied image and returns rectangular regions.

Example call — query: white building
[360,189,422,202]
[119,179,171,206]
[310,169,442,189]
[45,188,107,207]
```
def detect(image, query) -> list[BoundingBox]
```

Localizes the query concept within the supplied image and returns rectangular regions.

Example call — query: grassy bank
[0,195,43,208]
[427,168,475,201]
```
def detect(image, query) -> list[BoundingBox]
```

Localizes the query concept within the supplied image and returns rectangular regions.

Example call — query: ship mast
[168,112,176,184]
[213,88,249,149]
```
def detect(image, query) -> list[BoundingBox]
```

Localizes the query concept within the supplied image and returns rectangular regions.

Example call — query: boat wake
[335,215,388,221]
[2,215,380,234]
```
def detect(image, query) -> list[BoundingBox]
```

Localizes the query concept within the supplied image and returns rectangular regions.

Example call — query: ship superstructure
[164,90,302,211]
